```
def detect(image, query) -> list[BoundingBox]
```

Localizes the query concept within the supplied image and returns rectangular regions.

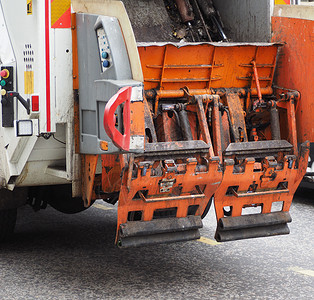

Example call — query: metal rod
[252,61,263,102]
[187,22,196,42]
[178,109,194,141]
[270,104,281,140]
[211,15,227,41]
[191,0,212,42]
[145,87,274,100]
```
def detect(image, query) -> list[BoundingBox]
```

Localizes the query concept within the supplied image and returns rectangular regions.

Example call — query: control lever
[6,91,30,114]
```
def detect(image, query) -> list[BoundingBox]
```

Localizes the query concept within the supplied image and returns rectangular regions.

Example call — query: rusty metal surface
[81,154,98,207]
[144,140,210,155]
[214,141,310,226]
[224,140,293,158]
[116,153,222,244]
[224,92,248,142]
[270,105,281,140]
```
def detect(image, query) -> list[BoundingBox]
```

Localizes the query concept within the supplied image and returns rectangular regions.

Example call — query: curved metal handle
[103,86,132,151]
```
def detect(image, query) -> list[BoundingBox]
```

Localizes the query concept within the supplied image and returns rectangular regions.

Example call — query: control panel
[0,66,14,127]
[96,27,112,72]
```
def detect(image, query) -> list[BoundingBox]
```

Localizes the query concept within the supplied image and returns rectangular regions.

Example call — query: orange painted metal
[275,90,300,156]
[224,92,248,142]
[138,43,279,92]
[272,17,314,143]
[116,156,222,242]
[101,154,122,194]
[81,154,98,207]
[251,61,262,102]
[214,143,309,221]
[145,87,274,100]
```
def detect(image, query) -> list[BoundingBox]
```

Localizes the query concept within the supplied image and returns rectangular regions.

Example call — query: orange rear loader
[72,2,309,247]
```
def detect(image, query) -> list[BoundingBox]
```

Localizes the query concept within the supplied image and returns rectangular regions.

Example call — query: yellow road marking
[92,203,113,211]
[289,267,314,277]
[197,236,221,246]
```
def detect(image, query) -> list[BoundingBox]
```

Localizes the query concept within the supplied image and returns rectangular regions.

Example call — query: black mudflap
[215,212,292,242]
[118,216,203,248]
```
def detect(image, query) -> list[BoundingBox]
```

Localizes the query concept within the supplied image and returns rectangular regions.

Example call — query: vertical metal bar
[178,109,194,141]
[252,60,262,102]
[160,45,168,90]
[270,104,281,140]
[195,96,214,157]
[208,47,216,89]
[287,99,298,156]
[212,96,222,160]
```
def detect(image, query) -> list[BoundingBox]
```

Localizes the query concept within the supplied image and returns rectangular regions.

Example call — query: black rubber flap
[215,212,292,242]
[118,216,203,248]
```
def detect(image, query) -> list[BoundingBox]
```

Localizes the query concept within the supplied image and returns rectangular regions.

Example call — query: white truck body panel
[0,1,74,188]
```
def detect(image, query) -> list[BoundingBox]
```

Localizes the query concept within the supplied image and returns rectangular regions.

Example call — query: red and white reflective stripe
[45,0,51,132]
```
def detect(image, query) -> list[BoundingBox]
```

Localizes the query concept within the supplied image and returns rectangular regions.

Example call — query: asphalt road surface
[0,187,313,300]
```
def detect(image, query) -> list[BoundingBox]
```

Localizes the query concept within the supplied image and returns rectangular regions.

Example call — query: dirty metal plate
[144,140,210,156]
[224,140,293,158]
[225,92,248,142]
[121,0,177,42]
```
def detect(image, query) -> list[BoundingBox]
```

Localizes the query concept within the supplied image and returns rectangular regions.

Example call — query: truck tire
[49,196,90,214]
[0,209,17,242]
[46,185,93,214]
[201,196,213,219]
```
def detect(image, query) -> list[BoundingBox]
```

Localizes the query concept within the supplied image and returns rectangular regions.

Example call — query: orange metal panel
[214,142,309,221]
[138,44,279,92]
[116,156,222,242]
[101,154,122,193]
[272,17,314,142]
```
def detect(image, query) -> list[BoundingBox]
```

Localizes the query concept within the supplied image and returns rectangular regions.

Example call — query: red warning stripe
[45,0,51,132]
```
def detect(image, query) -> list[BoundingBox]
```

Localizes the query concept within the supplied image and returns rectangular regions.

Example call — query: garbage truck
[0,0,309,246]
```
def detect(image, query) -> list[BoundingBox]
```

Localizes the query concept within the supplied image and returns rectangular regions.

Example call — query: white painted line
[197,236,221,246]
[289,267,314,277]
[92,203,113,211]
